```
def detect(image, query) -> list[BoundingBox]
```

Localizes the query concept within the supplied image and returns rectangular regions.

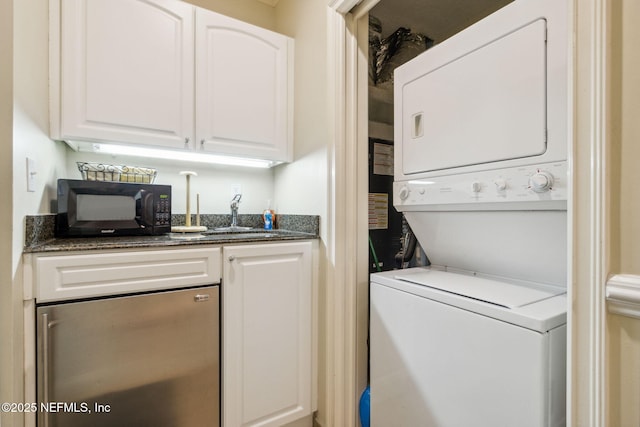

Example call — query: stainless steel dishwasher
[36,285,219,427]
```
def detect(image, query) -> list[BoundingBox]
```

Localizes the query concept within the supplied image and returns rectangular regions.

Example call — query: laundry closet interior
[363,0,570,425]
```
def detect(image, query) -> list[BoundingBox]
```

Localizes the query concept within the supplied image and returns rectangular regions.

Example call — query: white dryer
[369,0,570,425]
[370,268,566,427]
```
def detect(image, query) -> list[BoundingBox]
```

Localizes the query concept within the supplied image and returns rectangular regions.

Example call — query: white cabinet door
[223,242,311,427]
[52,0,194,149]
[195,9,293,163]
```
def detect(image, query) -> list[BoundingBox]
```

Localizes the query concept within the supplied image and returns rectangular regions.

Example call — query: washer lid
[394,269,564,309]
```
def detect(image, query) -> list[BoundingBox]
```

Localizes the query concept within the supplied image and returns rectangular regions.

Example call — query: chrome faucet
[230,193,242,227]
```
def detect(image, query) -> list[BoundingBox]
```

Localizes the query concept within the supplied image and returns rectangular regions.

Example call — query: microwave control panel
[155,193,171,227]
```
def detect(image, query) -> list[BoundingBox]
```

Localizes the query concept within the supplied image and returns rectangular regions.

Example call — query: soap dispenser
[263,200,275,230]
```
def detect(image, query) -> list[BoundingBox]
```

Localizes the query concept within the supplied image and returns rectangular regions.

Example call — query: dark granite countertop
[24,214,319,253]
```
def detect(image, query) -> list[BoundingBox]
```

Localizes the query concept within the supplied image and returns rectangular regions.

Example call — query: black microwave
[56,179,171,237]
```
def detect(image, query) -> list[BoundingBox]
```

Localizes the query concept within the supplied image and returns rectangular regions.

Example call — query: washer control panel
[394,161,567,211]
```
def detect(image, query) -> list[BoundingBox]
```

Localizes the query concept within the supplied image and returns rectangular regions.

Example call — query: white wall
[13,0,67,265]
[5,0,68,423]
[0,0,13,423]
[186,0,276,29]
[273,0,329,242]
[607,0,640,424]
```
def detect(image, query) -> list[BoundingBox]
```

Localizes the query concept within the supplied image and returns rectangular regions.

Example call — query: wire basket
[77,162,157,183]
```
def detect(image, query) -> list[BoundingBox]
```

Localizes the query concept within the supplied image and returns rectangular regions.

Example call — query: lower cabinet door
[222,241,312,427]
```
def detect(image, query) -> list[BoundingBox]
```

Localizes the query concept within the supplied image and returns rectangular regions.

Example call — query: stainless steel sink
[175,228,308,241]
[213,226,255,232]
[202,228,280,239]
[220,232,279,239]
[202,226,277,237]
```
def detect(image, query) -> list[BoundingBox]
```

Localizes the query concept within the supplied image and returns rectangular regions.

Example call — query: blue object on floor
[359,385,370,427]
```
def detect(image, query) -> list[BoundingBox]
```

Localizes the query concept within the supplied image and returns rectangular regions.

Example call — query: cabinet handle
[200,139,205,150]
[184,137,190,148]
[228,255,236,262]
[41,313,50,427]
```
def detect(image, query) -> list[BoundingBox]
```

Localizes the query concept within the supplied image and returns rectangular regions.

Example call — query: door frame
[325,0,612,426]
[570,0,611,425]
[325,1,369,426]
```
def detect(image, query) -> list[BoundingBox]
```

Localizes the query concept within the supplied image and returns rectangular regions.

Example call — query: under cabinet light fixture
[83,143,276,169]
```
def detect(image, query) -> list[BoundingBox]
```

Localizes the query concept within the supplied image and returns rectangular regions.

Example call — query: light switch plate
[26,157,36,192]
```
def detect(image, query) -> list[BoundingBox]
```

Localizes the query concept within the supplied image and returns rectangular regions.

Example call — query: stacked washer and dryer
[369,1,569,426]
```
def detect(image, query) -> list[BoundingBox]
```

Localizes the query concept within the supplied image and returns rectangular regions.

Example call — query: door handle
[41,313,50,427]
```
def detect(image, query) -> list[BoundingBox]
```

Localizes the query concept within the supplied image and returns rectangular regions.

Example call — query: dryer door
[399,19,547,175]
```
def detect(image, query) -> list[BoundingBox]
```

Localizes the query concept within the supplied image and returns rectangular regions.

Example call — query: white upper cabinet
[195,8,293,163]
[50,0,294,163]
[51,0,195,149]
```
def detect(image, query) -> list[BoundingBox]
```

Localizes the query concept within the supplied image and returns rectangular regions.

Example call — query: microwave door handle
[135,190,154,226]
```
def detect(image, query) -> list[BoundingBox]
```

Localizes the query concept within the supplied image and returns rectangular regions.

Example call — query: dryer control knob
[494,178,507,192]
[398,186,411,200]
[471,182,482,193]
[529,171,554,193]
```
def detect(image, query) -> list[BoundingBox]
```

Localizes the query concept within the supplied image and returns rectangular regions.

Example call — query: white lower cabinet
[23,241,314,427]
[222,241,312,427]
[21,246,223,427]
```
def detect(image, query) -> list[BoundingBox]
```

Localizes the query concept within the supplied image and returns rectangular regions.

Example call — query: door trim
[327,0,612,426]
[325,1,370,426]
[324,3,354,427]
[571,0,610,425]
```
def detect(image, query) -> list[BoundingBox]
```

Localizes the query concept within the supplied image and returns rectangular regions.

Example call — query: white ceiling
[370,0,513,42]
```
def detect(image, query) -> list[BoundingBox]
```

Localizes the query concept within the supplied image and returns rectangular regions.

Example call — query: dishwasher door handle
[194,294,210,302]
[41,313,50,427]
